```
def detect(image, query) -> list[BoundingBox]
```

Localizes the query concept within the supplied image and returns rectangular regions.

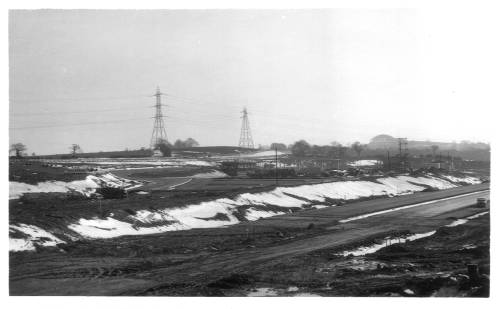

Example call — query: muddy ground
[9,159,490,296]
[10,203,489,296]
[221,214,490,297]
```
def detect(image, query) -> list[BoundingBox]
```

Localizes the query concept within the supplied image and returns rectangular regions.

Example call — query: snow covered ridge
[10,224,66,252]
[9,173,142,200]
[67,174,480,239]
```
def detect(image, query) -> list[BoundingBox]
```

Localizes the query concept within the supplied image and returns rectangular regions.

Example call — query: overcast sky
[9,9,494,155]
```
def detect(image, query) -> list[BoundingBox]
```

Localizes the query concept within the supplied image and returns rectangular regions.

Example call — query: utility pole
[398,138,408,173]
[238,108,254,149]
[387,150,391,171]
[274,146,278,186]
[150,86,168,149]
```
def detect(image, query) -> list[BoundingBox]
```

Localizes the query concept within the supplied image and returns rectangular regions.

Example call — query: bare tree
[69,144,82,157]
[351,141,365,158]
[10,143,27,158]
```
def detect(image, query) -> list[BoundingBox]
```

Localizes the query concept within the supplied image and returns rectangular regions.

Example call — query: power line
[10,117,150,130]
[10,94,149,103]
[11,106,148,117]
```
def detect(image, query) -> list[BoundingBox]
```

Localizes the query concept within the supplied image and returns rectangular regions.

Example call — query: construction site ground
[10,181,490,296]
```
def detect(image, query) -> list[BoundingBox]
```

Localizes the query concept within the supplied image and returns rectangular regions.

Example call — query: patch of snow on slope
[66,175,477,239]
[347,160,382,167]
[245,208,287,221]
[9,181,73,199]
[440,175,482,185]
[10,238,35,252]
[247,287,278,297]
[10,224,65,252]
[375,177,425,194]
[192,170,228,178]
[397,175,456,190]
[9,173,142,199]
[68,217,185,239]
[162,200,240,228]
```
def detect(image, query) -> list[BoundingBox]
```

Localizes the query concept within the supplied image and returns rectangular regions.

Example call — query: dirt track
[10,183,489,295]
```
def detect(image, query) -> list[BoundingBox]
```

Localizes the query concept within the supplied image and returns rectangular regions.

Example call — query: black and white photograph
[4,1,498,301]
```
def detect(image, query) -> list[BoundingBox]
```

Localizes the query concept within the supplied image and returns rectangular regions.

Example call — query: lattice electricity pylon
[238,107,254,149]
[149,86,168,149]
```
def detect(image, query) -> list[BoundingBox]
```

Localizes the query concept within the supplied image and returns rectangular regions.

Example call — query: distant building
[367,134,399,149]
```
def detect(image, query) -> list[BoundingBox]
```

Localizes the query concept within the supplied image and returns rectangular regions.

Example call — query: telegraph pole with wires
[238,107,254,149]
[274,145,278,186]
[149,86,168,149]
[398,138,409,172]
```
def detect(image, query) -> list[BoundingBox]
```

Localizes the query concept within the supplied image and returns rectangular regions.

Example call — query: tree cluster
[10,143,26,158]
[270,142,287,151]
[173,138,199,148]
[289,140,359,158]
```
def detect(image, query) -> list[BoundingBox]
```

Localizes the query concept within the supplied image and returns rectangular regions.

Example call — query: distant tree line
[173,137,199,148]
[287,140,366,159]
[154,137,200,157]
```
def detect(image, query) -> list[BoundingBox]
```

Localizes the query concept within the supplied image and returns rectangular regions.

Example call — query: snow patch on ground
[9,224,65,252]
[247,287,278,297]
[440,175,482,185]
[397,175,457,190]
[293,293,322,297]
[9,173,142,199]
[338,210,489,257]
[338,231,436,257]
[445,211,489,227]
[66,174,473,239]
[10,181,77,199]
[67,217,185,238]
[347,160,382,167]
[43,158,215,167]
[191,170,228,178]
[239,150,286,158]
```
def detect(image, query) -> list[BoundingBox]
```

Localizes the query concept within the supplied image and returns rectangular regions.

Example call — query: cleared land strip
[258,183,490,223]
[10,184,490,295]
[339,190,489,223]
[131,186,490,294]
